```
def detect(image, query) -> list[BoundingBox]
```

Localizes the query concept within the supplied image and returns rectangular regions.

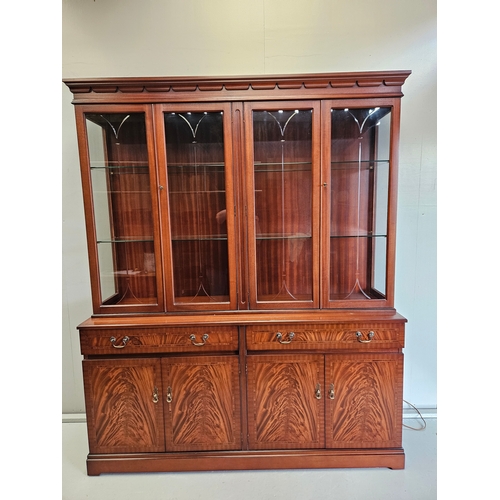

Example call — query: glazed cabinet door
[244,102,321,309]
[75,105,164,314]
[82,358,165,454]
[321,100,400,308]
[162,356,241,451]
[246,355,324,449]
[325,353,403,449]
[156,103,238,311]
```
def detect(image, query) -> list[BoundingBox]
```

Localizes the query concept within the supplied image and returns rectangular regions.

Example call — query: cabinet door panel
[77,106,164,314]
[82,358,165,454]
[244,102,321,309]
[247,355,324,449]
[157,103,238,311]
[162,356,241,451]
[325,353,403,448]
[321,101,396,308]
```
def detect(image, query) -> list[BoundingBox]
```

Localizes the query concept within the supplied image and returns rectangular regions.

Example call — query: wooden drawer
[246,323,404,351]
[80,325,238,355]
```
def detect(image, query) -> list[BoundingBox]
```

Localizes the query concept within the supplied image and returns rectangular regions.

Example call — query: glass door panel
[85,112,160,309]
[163,109,234,307]
[327,107,391,303]
[246,104,319,308]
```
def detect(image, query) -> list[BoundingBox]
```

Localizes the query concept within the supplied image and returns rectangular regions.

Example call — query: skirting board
[62,407,437,424]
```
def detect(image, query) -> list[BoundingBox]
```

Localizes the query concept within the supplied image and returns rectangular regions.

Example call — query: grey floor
[62,417,436,500]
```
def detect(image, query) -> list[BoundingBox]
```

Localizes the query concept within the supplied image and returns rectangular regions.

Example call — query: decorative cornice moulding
[64,71,411,103]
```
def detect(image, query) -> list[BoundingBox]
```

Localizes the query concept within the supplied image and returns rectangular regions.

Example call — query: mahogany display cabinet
[64,70,410,475]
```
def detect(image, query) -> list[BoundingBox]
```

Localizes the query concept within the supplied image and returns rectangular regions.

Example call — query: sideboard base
[86,448,405,476]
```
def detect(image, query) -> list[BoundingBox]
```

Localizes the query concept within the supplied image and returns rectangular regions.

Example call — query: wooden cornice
[64,70,411,104]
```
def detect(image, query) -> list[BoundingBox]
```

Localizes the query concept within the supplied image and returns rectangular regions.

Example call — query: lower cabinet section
[83,356,241,455]
[246,353,403,451]
[80,320,405,475]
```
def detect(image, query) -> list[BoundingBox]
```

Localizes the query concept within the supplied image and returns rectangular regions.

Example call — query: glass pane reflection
[86,113,158,306]
[165,111,230,303]
[329,107,391,300]
[252,109,313,302]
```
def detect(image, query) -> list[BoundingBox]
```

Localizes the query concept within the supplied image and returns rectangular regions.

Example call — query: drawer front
[80,326,238,355]
[246,323,404,351]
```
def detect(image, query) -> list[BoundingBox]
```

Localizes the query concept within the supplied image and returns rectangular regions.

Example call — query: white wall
[62,0,437,413]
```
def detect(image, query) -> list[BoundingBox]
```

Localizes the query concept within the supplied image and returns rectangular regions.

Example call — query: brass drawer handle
[356,331,374,343]
[315,383,322,400]
[276,331,295,344]
[152,386,159,404]
[166,386,173,403]
[329,383,335,400]
[110,336,129,349]
[189,333,209,346]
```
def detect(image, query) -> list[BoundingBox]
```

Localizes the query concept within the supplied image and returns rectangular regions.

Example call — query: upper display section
[66,72,410,314]
[64,71,411,104]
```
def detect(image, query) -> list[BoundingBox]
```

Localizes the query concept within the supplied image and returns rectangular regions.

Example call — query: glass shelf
[171,235,228,241]
[256,234,311,240]
[254,161,312,173]
[97,238,154,244]
[168,190,226,195]
[90,163,149,170]
[93,192,152,196]
[330,160,389,170]
[167,162,225,169]
[329,234,387,239]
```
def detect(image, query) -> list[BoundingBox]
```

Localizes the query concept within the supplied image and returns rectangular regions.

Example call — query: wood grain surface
[326,354,403,448]
[163,356,241,451]
[247,355,324,449]
[83,358,165,454]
